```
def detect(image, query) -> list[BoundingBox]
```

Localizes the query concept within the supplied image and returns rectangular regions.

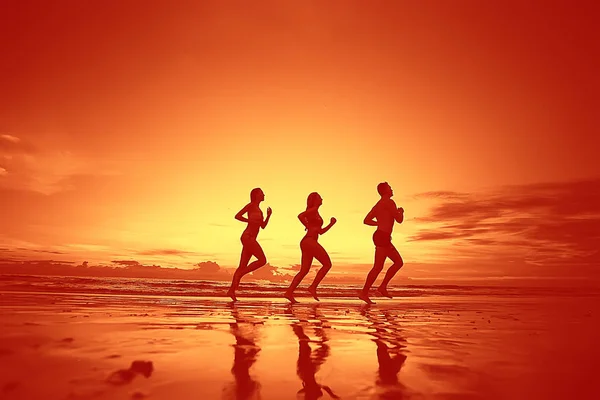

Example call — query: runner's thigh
[386,244,403,265]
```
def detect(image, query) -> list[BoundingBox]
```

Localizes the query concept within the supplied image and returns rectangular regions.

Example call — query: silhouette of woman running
[285,192,336,303]
[227,188,272,301]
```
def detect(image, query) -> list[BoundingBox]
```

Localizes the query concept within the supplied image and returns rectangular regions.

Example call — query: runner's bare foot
[307,286,320,301]
[284,291,298,304]
[376,286,393,299]
[359,292,375,305]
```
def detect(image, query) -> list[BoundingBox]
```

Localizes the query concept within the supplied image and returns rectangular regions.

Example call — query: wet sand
[0,291,597,399]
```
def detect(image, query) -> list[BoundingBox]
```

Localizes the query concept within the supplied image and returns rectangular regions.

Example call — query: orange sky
[1,1,599,282]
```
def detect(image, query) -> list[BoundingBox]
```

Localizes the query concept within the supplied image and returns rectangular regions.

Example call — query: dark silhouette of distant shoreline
[1,260,593,288]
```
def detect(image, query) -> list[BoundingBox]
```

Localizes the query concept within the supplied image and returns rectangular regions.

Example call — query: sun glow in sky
[1,1,599,282]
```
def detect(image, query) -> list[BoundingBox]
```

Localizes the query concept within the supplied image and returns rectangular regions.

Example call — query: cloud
[207,223,231,228]
[192,261,223,275]
[0,134,37,154]
[137,249,197,257]
[19,248,66,255]
[0,258,298,283]
[1,135,19,143]
[0,134,120,195]
[412,191,469,200]
[249,263,293,282]
[410,178,600,268]
[111,260,143,267]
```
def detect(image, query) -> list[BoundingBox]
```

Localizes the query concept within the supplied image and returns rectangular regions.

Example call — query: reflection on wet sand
[361,305,409,399]
[223,304,262,400]
[0,292,594,399]
[289,305,340,399]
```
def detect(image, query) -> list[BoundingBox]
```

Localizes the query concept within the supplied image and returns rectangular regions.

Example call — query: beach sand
[0,290,597,400]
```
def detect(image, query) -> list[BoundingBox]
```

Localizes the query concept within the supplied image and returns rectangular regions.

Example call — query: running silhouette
[361,306,408,399]
[223,304,262,400]
[227,188,272,301]
[359,182,404,304]
[289,305,340,399]
[285,192,336,303]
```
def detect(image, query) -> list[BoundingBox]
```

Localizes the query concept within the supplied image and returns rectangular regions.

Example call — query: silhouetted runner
[227,188,272,301]
[359,182,404,304]
[285,192,336,303]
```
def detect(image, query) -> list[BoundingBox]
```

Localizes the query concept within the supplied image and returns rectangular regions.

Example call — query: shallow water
[0,288,597,400]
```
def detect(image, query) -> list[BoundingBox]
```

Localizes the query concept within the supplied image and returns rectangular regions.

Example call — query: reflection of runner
[360,182,405,304]
[361,306,408,399]
[227,188,272,301]
[289,305,340,399]
[224,304,262,400]
[286,192,337,303]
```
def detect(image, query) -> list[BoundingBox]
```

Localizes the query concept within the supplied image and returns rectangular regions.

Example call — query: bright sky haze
[1,1,599,283]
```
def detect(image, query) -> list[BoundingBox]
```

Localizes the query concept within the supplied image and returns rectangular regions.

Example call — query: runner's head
[307,192,322,209]
[377,182,393,198]
[250,188,265,203]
